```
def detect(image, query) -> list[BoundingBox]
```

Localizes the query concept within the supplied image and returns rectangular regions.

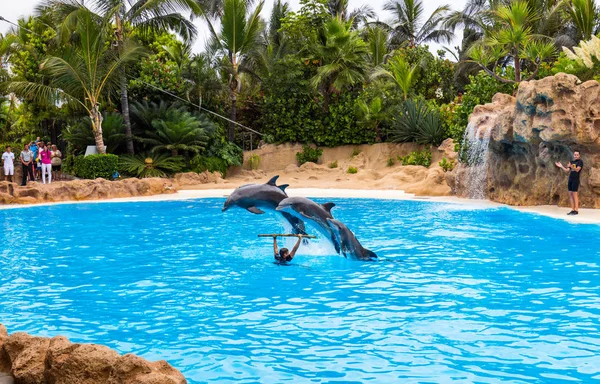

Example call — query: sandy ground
[183,142,457,196]
[2,187,598,225]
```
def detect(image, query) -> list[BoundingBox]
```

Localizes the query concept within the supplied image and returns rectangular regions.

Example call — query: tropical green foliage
[439,157,454,172]
[398,149,432,167]
[468,1,557,83]
[391,99,446,145]
[119,153,185,178]
[142,108,211,157]
[296,145,323,165]
[73,154,119,179]
[2,0,600,182]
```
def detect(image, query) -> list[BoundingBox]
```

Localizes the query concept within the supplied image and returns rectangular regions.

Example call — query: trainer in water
[222,175,306,234]
[273,235,304,263]
[555,150,583,215]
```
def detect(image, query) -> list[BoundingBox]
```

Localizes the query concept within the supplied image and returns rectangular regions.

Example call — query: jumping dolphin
[222,175,306,234]
[327,218,377,261]
[275,197,340,253]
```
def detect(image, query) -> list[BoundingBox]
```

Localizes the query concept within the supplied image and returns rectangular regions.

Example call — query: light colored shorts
[4,165,14,176]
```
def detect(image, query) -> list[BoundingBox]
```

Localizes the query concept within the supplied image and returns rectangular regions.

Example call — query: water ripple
[1,198,600,383]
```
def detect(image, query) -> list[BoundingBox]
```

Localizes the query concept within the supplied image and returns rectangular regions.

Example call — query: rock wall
[0,171,224,205]
[0,324,186,384]
[0,178,177,205]
[450,73,600,207]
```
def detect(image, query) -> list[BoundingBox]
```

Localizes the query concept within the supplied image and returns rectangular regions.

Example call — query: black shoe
[572,211,579,215]
[567,211,575,215]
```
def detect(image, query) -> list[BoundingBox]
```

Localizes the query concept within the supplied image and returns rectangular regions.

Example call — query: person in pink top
[40,143,52,184]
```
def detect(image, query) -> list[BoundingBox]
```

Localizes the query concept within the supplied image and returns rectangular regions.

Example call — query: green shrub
[260,57,376,146]
[329,160,338,168]
[398,150,432,167]
[210,141,243,167]
[387,157,395,167]
[190,155,229,177]
[119,153,184,178]
[347,166,358,174]
[351,148,361,157]
[439,157,454,172]
[249,154,260,170]
[296,145,323,165]
[391,99,446,146]
[74,154,119,179]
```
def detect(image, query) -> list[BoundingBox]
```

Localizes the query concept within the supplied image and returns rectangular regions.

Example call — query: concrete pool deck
[1,187,599,225]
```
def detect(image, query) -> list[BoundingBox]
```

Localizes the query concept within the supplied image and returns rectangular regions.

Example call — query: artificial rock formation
[0,178,176,205]
[0,324,186,384]
[451,73,600,207]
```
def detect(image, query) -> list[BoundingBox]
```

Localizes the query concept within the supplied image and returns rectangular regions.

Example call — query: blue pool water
[1,198,600,383]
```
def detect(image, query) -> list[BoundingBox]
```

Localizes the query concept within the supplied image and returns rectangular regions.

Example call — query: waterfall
[459,122,493,199]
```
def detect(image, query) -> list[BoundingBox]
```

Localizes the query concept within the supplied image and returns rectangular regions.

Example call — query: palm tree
[42,0,201,154]
[182,54,225,111]
[326,0,375,27]
[566,0,599,41]
[468,1,556,83]
[62,112,127,154]
[207,0,264,142]
[8,9,145,154]
[356,96,388,141]
[365,24,390,67]
[371,55,419,99]
[383,0,453,48]
[310,16,369,96]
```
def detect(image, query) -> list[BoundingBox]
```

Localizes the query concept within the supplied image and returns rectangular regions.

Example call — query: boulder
[3,333,49,384]
[452,73,600,207]
[0,324,186,384]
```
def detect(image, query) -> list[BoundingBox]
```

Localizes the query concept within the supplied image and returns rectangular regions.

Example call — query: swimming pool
[1,198,599,383]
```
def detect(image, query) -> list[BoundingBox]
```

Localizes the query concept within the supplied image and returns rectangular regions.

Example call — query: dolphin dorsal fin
[278,184,289,192]
[266,175,280,186]
[321,202,336,213]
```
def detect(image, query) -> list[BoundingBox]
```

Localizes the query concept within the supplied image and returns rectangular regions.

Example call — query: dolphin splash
[275,196,341,253]
[222,175,306,234]
[327,218,377,260]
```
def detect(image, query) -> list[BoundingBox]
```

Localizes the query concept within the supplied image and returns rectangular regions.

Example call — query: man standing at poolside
[555,151,583,215]
[20,144,34,186]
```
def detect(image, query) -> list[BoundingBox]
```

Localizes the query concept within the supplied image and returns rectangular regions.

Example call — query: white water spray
[279,218,337,256]
[459,122,493,199]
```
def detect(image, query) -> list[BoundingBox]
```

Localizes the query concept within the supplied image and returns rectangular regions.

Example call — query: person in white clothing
[2,146,15,182]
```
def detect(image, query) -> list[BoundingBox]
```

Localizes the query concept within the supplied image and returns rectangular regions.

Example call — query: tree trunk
[229,92,236,142]
[514,52,521,83]
[90,106,106,154]
[115,11,134,155]
[121,75,135,154]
